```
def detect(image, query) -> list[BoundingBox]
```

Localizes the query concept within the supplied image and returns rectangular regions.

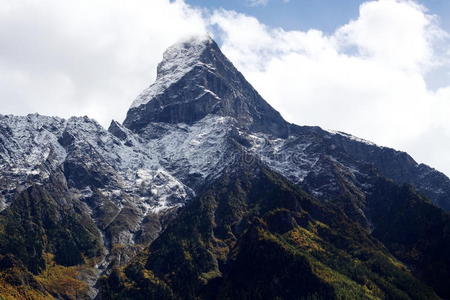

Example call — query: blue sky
[187,0,450,33]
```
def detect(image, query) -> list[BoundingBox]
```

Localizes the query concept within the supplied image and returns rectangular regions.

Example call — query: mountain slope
[367,179,450,297]
[123,35,450,214]
[0,35,449,299]
[97,161,441,300]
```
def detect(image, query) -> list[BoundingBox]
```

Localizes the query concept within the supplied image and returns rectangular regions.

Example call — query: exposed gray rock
[124,36,289,138]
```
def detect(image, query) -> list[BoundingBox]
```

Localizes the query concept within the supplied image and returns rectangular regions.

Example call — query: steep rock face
[124,36,289,138]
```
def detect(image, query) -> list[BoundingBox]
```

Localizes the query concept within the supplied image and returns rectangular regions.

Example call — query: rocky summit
[0,36,449,300]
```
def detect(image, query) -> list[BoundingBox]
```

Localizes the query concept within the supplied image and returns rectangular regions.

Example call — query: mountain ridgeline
[0,36,449,299]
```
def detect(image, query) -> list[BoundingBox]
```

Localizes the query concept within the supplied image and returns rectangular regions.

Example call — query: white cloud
[210,0,450,175]
[246,0,269,7]
[0,0,207,126]
[335,0,444,71]
[246,0,289,5]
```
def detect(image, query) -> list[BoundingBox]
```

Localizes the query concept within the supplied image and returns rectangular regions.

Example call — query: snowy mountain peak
[124,37,289,137]
[130,35,214,109]
[157,35,213,78]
